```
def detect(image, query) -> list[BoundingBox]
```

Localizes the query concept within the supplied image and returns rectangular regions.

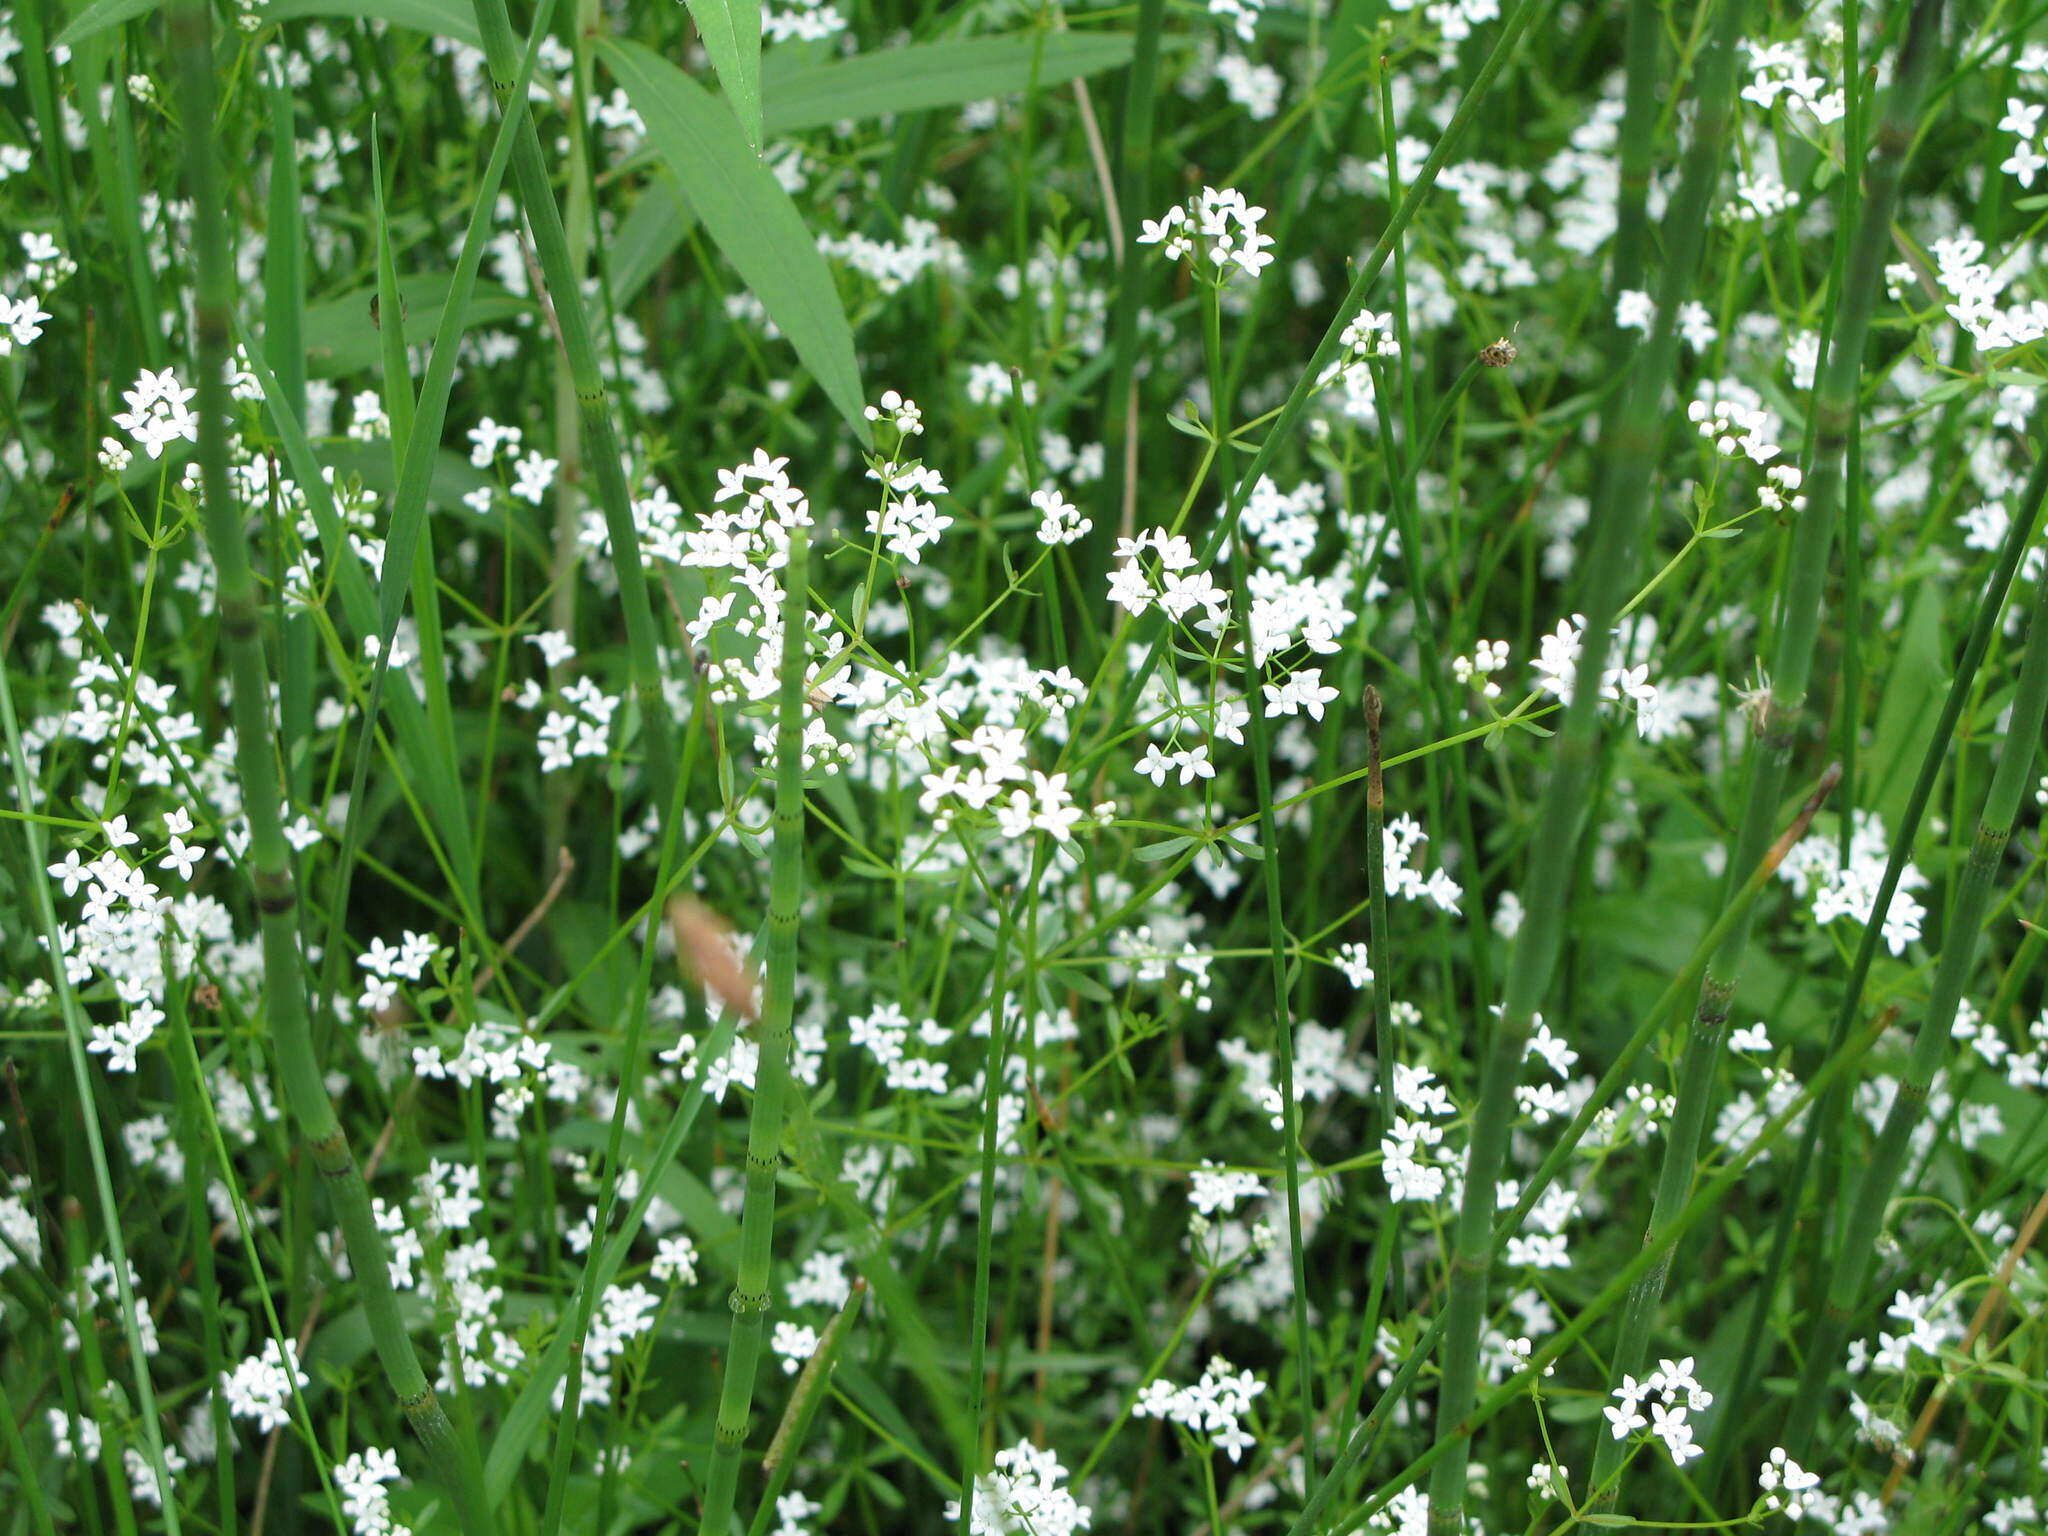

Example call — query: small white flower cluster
[73,1254,161,1357]
[1110,920,1219,1011]
[1380,812,1465,915]
[1030,485,1093,547]
[1262,667,1340,722]
[848,1000,954,1094]
[1107,526,1228,627]
[1221,1021,1371,1131]
[1208,0,1262,44]
[518,673,621,775]
[1215,52,1283,121]
[1136,185,1276,281]
[1999,95,2047,187]
[763,0,846,45]
[1682,375,1805,506]
[0,1179,40,1273]
[739,1247,840,1379]
[652,1233,700,1284]
[1135,739,1215,788]
[334,1447,406,1536]
[1527,1458,1571,1502]
[1513,1015,1581,1128]
[111,367,199,460]
[219,1339,308,1435]
[866,454,954,565]
[1867,1285,1965,1374]
[944,1439,1091,1536]
[918,722,1112,847]
[1756,1446,1822,1518]
[1452,639,1510,701]
[1381,1060,1456,1203]
[413,1017,581,1138]
[1188,1159,1265,1215]
[0,289,50,355]
[1729,160,1802,223]
[41,808,243,1075]
[355,929,444,1016]
[1932,235,2048,352]
[863,388,923,436]
[1134,1355,1268,1462]
[20,230,76,289]
[823,216,966,293]
[1741,40,1844,124]
[1528,614,1667,739]
[1315,308,1402,418]
[1777,808,1927,957]
[1604,1355,1713,1466]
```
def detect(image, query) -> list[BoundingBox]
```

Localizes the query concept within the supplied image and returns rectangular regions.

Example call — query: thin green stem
[1589,0,1948,1503]
[1427,7,1748,1531]
[1783,523,2048,1456]
[699,514,811,1536]
[165,3,492,1528]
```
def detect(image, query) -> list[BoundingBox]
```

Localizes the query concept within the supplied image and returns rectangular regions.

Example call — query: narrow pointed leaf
[597,36,868,438]
[681,0,762,149]
[264,0,481,45]
[762,31,1140,135]
[55,0,165,47]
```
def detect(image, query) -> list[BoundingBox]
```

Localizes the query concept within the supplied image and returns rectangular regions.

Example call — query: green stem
[961,859,1020,1534]
[1363,686,1403,1319]
[1782,531,2048,1456]
[1426,8,1748,1532]
[1210,277,1319,1478]
[166,4,492,1530]
[1587,0,1947,1504]
[1704,401,2048,1489]
[462,0,677,818]
[699,515,811,1535]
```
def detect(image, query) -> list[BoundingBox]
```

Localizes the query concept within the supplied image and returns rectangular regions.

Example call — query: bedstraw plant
[3,2,2048,1536]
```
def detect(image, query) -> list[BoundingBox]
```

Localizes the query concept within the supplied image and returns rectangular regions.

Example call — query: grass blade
[598,36,870,438]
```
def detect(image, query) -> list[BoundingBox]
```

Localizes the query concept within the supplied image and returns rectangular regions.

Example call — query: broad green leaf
[682,0,762,150]
[762,31,1140,135]
[55,0,163,47]
[609,180,696,308]
[265,0,480,44]
[598,37,868,439]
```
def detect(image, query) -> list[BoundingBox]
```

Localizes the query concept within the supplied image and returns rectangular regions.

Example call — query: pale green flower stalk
[1781,549,2048,1455]
[166,3,492,1532]
[1364,686,1402,1316]
[1585,0,1947,1507]
[699,517,813,1536]
[1424,6,1748,1531]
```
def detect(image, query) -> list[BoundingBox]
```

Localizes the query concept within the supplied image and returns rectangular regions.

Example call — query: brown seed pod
[665,897,761,1022]
[1479,336,1518,367]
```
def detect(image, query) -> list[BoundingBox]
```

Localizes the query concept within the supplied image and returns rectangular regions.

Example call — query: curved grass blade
[597,37,870,439]
[762,31,1140,135]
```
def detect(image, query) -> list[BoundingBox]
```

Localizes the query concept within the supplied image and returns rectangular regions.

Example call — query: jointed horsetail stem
[1588,0,1948,1505]
[169,2,492,1529]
